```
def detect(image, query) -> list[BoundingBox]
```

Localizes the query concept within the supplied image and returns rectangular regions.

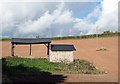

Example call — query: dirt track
[1,37,118,82]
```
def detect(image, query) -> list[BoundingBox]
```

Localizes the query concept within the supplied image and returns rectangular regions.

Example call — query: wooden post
[47,43,50,57]
[30,44,32,57]
[11,43,14,56]
[96,26,98,50]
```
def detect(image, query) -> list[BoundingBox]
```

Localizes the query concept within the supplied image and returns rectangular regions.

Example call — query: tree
[115,30,119,33]
[103,30,113,34]
[36,35,40,38]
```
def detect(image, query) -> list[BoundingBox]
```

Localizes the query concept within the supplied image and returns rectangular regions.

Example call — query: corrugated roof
[51,44,76,51]
[11,38,51,44]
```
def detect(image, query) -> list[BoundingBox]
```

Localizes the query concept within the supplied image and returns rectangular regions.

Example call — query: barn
[50,44,76,64]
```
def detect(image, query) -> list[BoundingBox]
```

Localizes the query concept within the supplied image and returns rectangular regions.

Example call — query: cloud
[95,0,118,32]
[15,2,73,37]
[1,2,60,37]
[73,0,118,35]
[0,0,103,2]
[1,0,119,37]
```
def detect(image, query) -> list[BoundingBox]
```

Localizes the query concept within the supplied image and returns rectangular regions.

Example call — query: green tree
[115,30,119,33]
[36,35,40,38]
[103,30,113,34]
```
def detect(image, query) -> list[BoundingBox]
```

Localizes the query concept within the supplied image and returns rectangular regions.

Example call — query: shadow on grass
[2,58,67,84]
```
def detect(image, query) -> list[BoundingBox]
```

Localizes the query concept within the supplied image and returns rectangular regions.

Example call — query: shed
[50,44,76,64]
[11,38,51,57]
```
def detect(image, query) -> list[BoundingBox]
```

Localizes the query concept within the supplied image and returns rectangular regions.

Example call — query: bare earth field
[1,37,118,82]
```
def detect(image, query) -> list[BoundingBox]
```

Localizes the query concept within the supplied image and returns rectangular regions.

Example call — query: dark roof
[11,38,51,44]
[51,44,76,51]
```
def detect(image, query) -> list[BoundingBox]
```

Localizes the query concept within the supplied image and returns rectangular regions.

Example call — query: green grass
[2,56,106,83]
[96,48,108,51]
[2,56,61,74]
[2,56,105,75]
[1,33,119,41]
[51,35,119,41]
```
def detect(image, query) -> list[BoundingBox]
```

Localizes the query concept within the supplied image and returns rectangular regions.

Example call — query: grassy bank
[2,56,105,83]
[3,56,104,74]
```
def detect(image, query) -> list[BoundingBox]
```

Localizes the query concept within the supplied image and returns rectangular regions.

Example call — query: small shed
[50,44,76,64]
[11,38,51,57]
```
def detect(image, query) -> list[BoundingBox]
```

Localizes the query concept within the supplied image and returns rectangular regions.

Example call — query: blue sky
[0,0,118,37]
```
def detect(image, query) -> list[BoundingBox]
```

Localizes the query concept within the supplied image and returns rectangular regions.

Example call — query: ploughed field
[1,37,118,82]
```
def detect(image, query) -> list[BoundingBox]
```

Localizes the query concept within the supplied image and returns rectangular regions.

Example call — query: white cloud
[96,0,118,32]
[101,0,118,15]
[0,0,103,2]
[73,0,119,34]
[15,2,73,37]
[1,0,119,37]
[74,21,95,35]
[73,4,101,35]
[73,18,82,22]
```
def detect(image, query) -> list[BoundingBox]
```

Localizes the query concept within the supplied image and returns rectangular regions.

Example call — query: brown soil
[1,37,118,82]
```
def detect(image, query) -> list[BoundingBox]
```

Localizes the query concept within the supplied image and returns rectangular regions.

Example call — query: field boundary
[1,32,119,41]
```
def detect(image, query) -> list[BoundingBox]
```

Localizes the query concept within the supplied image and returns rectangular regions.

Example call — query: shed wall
[49,50,73,64]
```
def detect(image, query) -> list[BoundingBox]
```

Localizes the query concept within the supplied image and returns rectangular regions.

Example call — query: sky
[0,0,119,37]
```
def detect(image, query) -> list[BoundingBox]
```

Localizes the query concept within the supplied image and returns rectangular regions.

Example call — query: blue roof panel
[51,45,76,51]
[11,38,51,44]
